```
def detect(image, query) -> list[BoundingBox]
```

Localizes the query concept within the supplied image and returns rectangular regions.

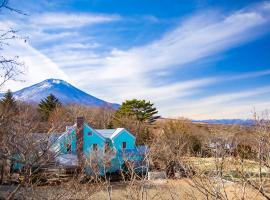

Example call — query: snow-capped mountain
[4,79,120,109]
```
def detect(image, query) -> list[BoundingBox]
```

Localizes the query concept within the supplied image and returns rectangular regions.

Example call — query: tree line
[0,90,161,145]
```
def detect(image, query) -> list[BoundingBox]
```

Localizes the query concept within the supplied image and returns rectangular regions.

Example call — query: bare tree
[0,0,25,89]
[0,0,25,14]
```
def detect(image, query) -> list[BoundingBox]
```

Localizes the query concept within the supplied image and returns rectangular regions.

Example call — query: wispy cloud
[162,82,270,119]
[224,69,270,81]
[1,12,121,46]
[29,12,121,29]
[150,69,270,118]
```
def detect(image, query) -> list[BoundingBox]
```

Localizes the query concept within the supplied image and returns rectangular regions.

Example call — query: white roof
[55,123,134,141]
[96,129,116,138]
[96,128,126,139]
[110,128,125,139]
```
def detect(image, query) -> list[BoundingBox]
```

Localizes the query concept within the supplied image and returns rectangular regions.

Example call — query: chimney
[76,116,84,167]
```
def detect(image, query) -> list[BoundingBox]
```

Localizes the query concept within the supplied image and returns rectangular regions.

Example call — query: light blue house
[51,117,148,176]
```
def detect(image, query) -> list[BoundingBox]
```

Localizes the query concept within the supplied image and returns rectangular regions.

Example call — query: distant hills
[1,79,120,109]
[158,117,255,126]
[192,119,255,126]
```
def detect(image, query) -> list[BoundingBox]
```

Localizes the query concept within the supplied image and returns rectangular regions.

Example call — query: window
[122,142,127,149]
[66,144,72,153]
[88,131,92,136]
[92,144,98,151]
[105,142,110,153]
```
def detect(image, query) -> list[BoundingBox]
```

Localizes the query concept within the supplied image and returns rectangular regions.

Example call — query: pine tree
[0,90,18,137]
[112,99,160,145]
[38,94,61,121]
[0,89,17,113]
[113,99,160,124]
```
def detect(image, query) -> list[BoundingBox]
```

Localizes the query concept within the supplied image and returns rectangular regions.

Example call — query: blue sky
[1,0,270,119]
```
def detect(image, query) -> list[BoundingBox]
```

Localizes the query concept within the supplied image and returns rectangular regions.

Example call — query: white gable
[110,128,135,139]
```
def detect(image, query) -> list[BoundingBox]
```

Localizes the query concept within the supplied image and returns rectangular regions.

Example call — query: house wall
[59,129,77,154]
[83,124,105,155]
[57,124,106,155]
[106,130,137,173]
[112,130,136,151]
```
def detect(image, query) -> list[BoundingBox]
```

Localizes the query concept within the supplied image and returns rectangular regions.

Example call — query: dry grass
[183,157,269,176]
[0,178,265,200]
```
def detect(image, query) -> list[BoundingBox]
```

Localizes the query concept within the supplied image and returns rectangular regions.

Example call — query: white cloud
[1,12,121,47]
[163,85,270,119]
[224,69,270,81]
[29,12,121,29]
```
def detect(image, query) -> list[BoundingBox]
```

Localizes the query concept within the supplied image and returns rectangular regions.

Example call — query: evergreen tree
[114,99,160,124]
[112,99,160,145]
[0,89,18,137]
[38,94,61,121]
[0,89,17,112]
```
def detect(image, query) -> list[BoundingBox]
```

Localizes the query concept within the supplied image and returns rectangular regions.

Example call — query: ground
[0,179,264,200]
[1,157,268,199]
[183,156,269,179]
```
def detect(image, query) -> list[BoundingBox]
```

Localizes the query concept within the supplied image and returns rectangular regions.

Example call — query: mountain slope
[7,79,119,109]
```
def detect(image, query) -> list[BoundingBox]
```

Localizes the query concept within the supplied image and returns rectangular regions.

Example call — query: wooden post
[76,117,84,170]
[1,159,11,184]
[0,160,3,184]
[140,185,144,200]
[107,185,112,200]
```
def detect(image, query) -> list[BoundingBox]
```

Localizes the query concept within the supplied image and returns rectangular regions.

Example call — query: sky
[1,0,270,120]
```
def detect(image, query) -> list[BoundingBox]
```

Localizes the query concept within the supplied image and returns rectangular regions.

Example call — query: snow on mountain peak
[39,82,53,89]
[52,79,61,84]
[6,78,120,109]
[36,79,71,89]
[43,78,69,85]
